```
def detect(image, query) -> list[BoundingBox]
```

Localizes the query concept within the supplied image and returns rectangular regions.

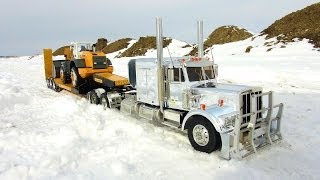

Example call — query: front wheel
[70,67,82,88]
[187,117,221,153]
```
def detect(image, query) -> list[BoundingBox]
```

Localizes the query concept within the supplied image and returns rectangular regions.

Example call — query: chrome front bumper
[219,91,284,159]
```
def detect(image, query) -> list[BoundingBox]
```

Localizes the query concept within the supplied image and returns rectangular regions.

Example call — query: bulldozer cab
[70,42,93,59]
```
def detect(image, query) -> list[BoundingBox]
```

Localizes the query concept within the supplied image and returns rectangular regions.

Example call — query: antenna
[166,46,175,67]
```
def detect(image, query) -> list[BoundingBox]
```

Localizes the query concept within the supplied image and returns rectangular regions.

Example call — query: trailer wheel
[70,67,81,88]
[187,116,221,153]
[46,79,51,88]
[52,79,57,90]
[49,78,55,89]
[88,91,100,105]
[60,66,69,84]
[100,93,109,109]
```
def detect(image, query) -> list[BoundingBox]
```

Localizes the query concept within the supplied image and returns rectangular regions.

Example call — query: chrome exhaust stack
[197,20,204,57]
[156,17,164,113]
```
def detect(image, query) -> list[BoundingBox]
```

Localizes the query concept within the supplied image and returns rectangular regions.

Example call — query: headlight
[218,112,239,128]
[224,116,236,127]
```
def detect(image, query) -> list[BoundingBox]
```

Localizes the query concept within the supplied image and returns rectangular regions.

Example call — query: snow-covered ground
[0,41,319,179]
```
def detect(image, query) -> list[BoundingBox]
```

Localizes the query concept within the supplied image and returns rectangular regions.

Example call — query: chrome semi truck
[120,18,283,159]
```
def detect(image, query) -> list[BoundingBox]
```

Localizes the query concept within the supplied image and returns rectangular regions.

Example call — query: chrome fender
[181,105,236,133]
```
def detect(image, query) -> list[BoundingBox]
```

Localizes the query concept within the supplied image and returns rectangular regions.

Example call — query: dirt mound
[205,25,253,46]
[95,38,108,51]
[102,38,132,54]
[188,26,253,55]
[262,2,320,48]
[53,46,68,56]
[121,36,172,57]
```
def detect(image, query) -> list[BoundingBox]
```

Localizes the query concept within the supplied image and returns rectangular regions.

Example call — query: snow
[0,39,320,179]
[144,39,193,57]
[106,39,137,59]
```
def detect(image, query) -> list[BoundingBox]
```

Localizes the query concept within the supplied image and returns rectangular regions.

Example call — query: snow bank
[0,40,319,179]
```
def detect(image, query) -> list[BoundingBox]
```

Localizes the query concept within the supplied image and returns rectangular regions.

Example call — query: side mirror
[213,64,218,78]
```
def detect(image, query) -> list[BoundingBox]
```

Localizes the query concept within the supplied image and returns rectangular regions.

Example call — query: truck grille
[93,56,107,69]
[241,91,262,124]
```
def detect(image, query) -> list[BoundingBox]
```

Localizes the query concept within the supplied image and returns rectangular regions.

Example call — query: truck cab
[122,53,284,160]
[165,57,217,110]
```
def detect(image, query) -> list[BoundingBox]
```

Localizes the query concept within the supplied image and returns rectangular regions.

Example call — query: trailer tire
[49,78,55,89]
[100,93,109,109]
[46,79,51,88]
[70,67,81,88]
[52,79,57,90]
[187,116,221,153]
[88,90,100,105]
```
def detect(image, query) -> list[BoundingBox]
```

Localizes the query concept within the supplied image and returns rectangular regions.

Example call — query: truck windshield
[187,66,214,81]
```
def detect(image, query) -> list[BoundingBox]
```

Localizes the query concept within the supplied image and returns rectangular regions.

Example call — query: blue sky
[0,0,318,56]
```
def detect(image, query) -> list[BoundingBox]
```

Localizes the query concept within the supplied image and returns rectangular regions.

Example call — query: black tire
[52,79,57,90]
[70,67,82,88]
[187,116,221,153]
[52,66,60,78]
[46,79,51,88]
[88,90,100,105]
[49,78,54,89]
[100,93,109,109]
[60,66,69,84]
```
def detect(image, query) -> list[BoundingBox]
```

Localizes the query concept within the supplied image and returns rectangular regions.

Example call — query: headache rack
[231,91,283,159]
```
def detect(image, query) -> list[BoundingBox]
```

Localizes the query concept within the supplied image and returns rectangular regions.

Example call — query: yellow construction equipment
[44,42,130,104]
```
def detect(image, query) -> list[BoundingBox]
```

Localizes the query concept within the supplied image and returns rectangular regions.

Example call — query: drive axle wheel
[187,116,221,153]
[88,91,100,105]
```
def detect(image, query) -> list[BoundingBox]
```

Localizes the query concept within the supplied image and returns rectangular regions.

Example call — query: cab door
[167,68,187,110]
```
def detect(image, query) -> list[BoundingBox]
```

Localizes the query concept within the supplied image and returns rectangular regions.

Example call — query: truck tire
[100,93,109,109]
[187,116,221,153]
[88,90,100,105]
[60,66,69,84]
[70,67,81,88]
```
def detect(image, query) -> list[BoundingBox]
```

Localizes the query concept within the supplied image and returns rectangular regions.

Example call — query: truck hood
[192,83,254,95]
[191,83,260,110]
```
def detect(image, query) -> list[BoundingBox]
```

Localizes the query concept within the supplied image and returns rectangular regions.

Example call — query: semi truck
[43,18,283,159]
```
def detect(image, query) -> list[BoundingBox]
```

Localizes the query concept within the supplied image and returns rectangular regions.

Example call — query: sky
[0,0,318,56]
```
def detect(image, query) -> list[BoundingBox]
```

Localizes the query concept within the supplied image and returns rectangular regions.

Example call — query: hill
[262,2,320,48]
[102,38,133,54]
[121,36,172,57]
[189,26,253,55]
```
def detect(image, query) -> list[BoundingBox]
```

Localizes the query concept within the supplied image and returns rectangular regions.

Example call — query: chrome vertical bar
[156,17,164,113]
[197,20,204,57]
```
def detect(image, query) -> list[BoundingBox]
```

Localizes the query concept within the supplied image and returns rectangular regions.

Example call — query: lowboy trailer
[43,18,284,159]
